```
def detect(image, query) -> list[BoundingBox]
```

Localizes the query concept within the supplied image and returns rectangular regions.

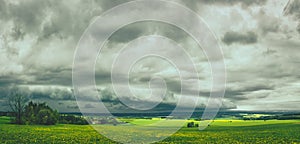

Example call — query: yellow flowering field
[1,117,300,143]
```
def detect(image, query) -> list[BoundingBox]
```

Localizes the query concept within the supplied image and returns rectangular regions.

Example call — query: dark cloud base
[222,31,258,45]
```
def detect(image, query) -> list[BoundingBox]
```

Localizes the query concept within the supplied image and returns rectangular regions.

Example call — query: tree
[8,86,29,124]
[187,122,195,128]
[37,109,58,125]
[23,101,59,125]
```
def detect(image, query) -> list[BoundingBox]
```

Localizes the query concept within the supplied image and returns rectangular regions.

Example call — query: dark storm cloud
[95,71,112,85]
[29,67,72,86]
[0,87,10,99]
[95,88,235,113]
[222,31,258,45]
[108,25,145,44]
[0,75,26,87]
[89,88,179,112]
[107,21,191,46]
[225,83,274,101]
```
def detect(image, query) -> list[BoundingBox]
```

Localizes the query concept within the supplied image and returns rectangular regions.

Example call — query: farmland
[0,116,300,143]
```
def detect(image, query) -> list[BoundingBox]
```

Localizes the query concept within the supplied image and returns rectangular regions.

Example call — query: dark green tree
[187,122,195,128]
[23,101,59,125]
[37,109,58,125]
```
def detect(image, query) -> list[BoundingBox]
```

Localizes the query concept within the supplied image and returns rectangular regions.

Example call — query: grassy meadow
[0,116,300,143]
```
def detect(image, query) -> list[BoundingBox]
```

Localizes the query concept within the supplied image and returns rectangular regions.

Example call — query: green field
[0,117,300,143]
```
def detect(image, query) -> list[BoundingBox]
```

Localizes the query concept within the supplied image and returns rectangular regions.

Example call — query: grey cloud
[92,0,131,11]
[284,0,300,34]
[84,103,95,108]
[133,75,210,98]
[0,75,26,87]
[1,0,300,112]
[0,0,198,90]
[92,87,235,113]
[262,48,277,56]
[95,71,112,85]
[31,88,74,101]
[0,0,100,40]
[165,79,182,94]
[0,67,72,87]
[222,31,258,45]
[109,25,144,43]
[30,68,72,86]
[256,10,281,35]
[99,88,118,103]
[198,0,267,6]
[66,105,78,109]
[4,1,48,33]
[283,0,300,17]
[0,0,111,83]
[225,83,274,101]
[10,25,25,40]
[0,85,74,101]
[177,0,267,11]
[107,21,191,46]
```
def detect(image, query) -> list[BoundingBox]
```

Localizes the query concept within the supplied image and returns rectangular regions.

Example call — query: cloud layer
[0,0,300,112]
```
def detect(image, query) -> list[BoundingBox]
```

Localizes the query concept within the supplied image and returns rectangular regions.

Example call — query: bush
[187,122,195,128]
[37,109,58,125]
[59,115,88,125]
[23,101,59,125]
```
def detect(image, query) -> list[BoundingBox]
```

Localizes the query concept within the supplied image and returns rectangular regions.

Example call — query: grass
[0,117,300,143]
[0,116,10,124]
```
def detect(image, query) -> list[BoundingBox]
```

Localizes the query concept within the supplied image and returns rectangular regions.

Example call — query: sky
[0,0,300,113]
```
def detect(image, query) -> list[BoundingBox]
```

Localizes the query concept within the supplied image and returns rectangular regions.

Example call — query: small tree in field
[8,86,29,124]
[187,121,195,128]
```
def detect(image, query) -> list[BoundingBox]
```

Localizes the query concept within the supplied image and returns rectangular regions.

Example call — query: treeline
[59,115,88,125]
[243,114,300,120]
[277,114,300,120]
[23,101,59,125]
[9,101,88,125]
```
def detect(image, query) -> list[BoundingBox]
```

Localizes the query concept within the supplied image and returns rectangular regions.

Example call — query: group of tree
[243,114,300,121]
[187,121,199,128]
[9,100,59,125]
[23,101,59,125]
[59,114,88,125]
[8,86,58,125]
[8,86,88,125]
